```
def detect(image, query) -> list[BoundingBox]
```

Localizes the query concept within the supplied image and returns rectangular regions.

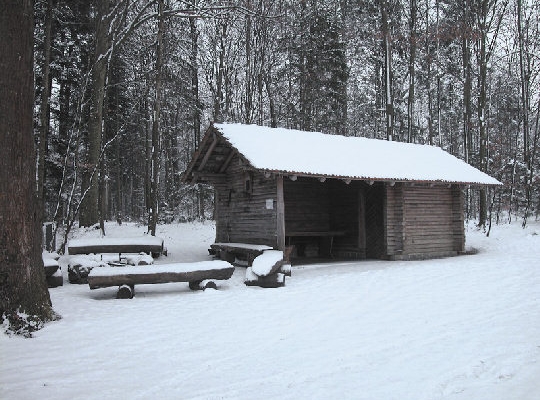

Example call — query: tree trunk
[189,4,201,148]
[461,0,473,221]
[381,0,394,141]
[265,74,277,128]
[37,0,53,209]
[148,0,164,236]
[476,0,507,228]
[517,0,532,226]
[79,0,110,227]
[462,0,472,164]
[0,0,55,336]
[213,23,227,123]
[245,0,253,124]
[407,0,417,143]
[477,13,489,227]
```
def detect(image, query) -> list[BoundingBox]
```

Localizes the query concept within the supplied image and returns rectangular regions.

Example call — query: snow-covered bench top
[251,250,284,276]
[68,236,164,255]
[89,261,231,278]
[210,243,274,266]
[212,243,273,251]
[87,260,235,290]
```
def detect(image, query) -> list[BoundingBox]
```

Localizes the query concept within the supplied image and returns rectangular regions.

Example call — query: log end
[117,284,135,299]
[189,280,218,291]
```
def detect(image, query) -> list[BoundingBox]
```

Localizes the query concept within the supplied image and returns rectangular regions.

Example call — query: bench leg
[189,280,218,291]
[117,284,135,299]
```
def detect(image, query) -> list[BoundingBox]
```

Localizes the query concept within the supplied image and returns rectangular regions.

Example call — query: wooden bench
[210,243,273,266]
[286,230,346,257]
[87,261,235,298]
[68,236,166,258]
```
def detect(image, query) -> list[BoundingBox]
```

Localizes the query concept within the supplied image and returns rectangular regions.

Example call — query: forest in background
[32,0,539,246]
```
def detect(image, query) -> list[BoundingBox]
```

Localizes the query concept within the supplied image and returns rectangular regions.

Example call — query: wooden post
[276,175,286,251]
[358,188,366,254]
[452,185,465,252]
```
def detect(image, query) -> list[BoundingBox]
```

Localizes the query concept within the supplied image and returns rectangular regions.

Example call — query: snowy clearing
[1,220,539,400]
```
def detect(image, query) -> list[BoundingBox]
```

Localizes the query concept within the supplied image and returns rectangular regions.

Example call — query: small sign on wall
[266,199,274,210]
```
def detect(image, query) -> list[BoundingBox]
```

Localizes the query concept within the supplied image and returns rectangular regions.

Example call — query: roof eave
[251,168,502,187]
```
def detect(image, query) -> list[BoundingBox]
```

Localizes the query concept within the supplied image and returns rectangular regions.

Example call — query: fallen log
[87,261,235,298]
[210,243,273,266]
[68,236,165,257]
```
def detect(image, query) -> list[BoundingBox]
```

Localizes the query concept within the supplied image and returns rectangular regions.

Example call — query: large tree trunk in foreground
[0,0,55,336]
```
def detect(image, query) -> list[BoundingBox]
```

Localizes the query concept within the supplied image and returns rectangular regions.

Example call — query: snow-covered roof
[214,123,501,185]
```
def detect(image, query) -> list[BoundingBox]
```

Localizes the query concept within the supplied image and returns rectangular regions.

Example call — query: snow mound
[251,250,284,276]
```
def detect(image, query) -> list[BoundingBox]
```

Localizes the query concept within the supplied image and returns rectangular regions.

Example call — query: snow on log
[210,243,274,266]
[42,250,60,261]
[68,256,108,284]
[188,280,218,291]
[125,253,154,266]
[245,270,285,288]
[117,284,134,299]
[212,243,273,252]
[280,263,292,277]
[245,267,259,283]
[67,236,164,256]
[42,255,59,277]
[251,250,284,277]
[87,261,235,289]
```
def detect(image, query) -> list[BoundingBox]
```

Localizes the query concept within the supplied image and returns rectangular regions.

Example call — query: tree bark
[79,0,111,227]
[476,0,508,228]
[381,0,394,141]
[148,0,164,236]
[517,0,533,226]
[407,0,417,143]
[462,0,473,164]
[189,2,201,148]
[0,0,54,336]
[37,0,53,209]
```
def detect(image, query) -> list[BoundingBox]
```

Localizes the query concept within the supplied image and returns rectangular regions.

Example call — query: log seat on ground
[87,261,235,298]
[244,246,293,288]
[210,243,273,266]
[68,236,166,258]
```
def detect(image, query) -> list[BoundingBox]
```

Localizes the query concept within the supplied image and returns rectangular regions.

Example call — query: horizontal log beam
[88,262,235,289]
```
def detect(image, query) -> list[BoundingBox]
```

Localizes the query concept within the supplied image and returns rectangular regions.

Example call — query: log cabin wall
[451,185,465,253]
[384,183,405,258]
[386,184,464,260]
[214,154,278,246]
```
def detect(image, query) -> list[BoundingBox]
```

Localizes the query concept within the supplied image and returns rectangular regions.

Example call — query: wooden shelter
[182,123,501,261]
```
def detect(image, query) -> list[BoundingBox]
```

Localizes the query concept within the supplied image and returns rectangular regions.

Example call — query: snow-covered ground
[1,220,539,400]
